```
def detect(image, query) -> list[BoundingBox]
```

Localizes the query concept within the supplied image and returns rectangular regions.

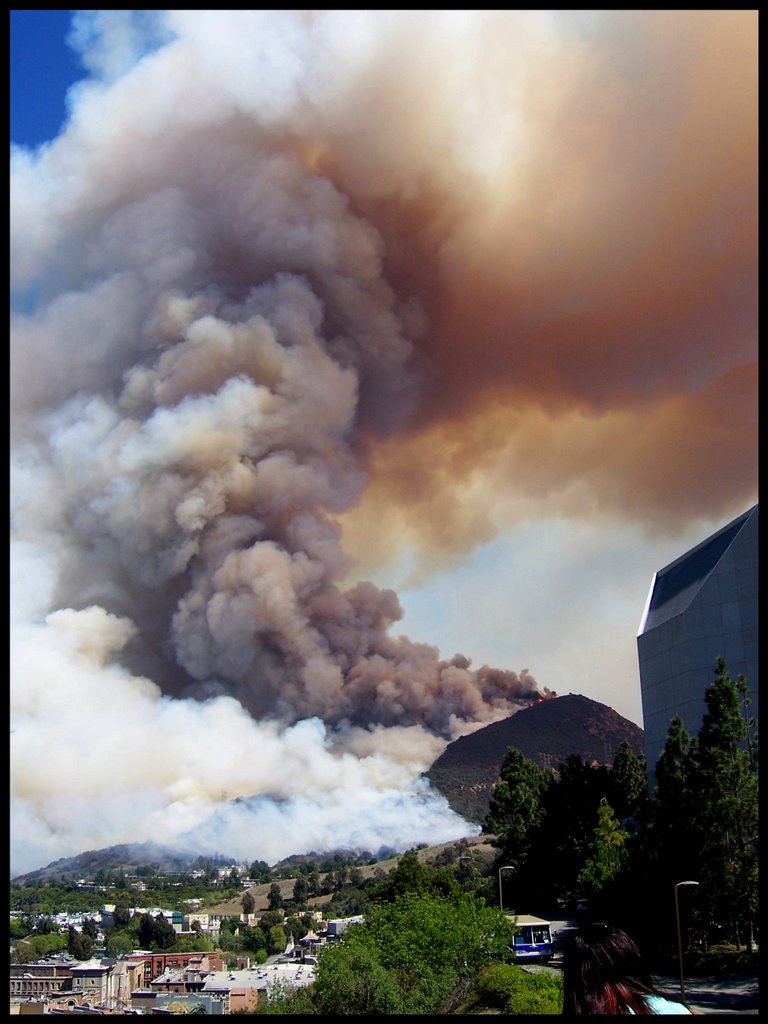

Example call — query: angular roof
[638,504,757,635]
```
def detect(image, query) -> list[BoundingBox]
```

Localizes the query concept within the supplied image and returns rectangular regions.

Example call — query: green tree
[487,745,552,888]
[475,961,563,1014]
[609,741,651,824]
[105,930,135,958]
[369,848,459,906]
[135,912,177,951]
[292,873,309,906]
[16,932,67,960]
[314,890,513,1014]
[218,929,245,954]
[68,926,94,960]
[10,917,31,940]
[112,903,132,929]
[649,713,703,919]
[485,747,551,879]
[220,916,240,935]
[267,925,287,956]
[691,659,758,949]
[174,933,213,953]
[242,891,256,916]
[312,930,403,1015]
[326,886,371,918]
[249,860,271,881]
[240,925,267,957]
[643,660,759,951]
[258,910,284,930]
[508,752,618,911]
[267,882,284,911]
[576,798,628,894]
[153,914,177,951]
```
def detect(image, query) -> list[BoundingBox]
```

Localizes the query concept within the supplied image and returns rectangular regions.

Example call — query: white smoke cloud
[10,539,473,875]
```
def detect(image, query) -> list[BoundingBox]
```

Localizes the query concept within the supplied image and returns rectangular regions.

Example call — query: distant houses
[10,913,366,1013]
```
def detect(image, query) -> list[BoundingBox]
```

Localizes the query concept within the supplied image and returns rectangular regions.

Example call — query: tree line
[485,657,758,954]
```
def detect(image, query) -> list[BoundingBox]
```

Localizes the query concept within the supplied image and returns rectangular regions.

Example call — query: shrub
[476,962,563,1014]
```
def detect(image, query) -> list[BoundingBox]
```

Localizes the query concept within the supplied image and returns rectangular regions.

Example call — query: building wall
[153,991,228,1014]
[228,987,261,1013]
[10,963,74,999]
[126,951,222,986]
[69,967,111,1004]
[637,505,758,780]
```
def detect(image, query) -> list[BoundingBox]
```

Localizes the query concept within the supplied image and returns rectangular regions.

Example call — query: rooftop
[638,504,757,635]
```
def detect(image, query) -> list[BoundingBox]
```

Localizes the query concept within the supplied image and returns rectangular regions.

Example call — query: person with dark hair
[561,922,693,1015]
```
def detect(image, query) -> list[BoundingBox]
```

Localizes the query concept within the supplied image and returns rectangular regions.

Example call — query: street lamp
[674,881,699,1002]
[498,866,515,912]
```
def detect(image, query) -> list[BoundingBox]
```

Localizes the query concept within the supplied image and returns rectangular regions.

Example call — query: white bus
[509,914,553,962]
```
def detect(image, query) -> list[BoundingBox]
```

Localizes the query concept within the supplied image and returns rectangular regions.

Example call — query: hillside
[10,833,496,893]
[426,693,644,824]
[203,835,497,916]
[10,842,237,885]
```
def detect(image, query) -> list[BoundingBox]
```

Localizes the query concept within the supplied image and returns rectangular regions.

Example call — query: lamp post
[498,866,515,912]
[674,881,699,1002]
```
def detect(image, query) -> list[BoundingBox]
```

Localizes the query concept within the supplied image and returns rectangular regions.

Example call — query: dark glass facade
[637,504,758,780]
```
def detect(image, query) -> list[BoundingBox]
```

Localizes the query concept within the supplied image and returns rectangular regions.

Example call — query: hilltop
[425,693,644,823]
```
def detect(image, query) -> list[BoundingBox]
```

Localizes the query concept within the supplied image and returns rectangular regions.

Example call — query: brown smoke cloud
[10,10,756,872]
[330,8,757,570]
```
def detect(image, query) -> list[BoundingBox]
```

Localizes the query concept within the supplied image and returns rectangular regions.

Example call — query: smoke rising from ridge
[10,10,756,875]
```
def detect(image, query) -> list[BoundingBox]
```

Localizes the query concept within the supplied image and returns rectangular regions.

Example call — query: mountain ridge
[425,692,644,823]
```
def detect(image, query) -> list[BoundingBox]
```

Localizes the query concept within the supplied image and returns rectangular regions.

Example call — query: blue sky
[10,10,84,148]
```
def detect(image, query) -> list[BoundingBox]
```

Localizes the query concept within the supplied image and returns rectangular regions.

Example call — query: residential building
[325,915,364,939]
[201,962,316,1012]
[124,950,222,988]
[11,953,222,1014]
[104,958,145,1011]
[10,959,74,1000]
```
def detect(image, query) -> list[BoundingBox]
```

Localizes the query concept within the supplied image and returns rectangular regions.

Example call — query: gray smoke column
[10,10,560,874]
[10,67,543,736]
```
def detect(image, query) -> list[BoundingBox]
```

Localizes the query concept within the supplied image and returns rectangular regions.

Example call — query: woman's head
[562,922,656,1015]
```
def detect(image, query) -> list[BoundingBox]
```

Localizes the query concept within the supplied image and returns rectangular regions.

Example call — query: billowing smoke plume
[10,10,756,875]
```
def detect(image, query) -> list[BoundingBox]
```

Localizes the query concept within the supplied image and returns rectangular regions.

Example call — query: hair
[561,922,665,1015]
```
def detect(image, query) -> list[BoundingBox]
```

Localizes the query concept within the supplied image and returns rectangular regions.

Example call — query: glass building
[636,503,758,781]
